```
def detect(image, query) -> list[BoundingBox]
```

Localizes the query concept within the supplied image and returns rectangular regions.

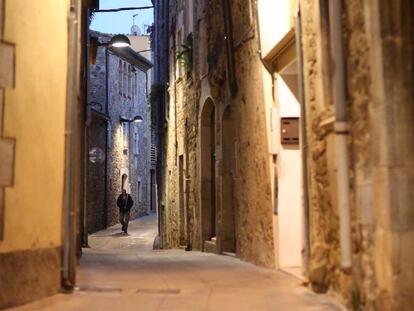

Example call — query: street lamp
[97,34,131,48]
[108,34,131,48]
[119,115,143,124]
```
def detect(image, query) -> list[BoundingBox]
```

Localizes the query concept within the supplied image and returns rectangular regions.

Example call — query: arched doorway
[200,98,216,249]
[221,105,236,253]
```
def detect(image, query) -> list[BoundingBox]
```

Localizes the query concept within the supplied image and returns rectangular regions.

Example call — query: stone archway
[200,98,216,248]
[221,105,236,253]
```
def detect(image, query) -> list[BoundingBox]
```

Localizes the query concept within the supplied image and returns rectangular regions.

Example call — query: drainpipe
[62,0,80,290]
[329,0,352,270]
[295,8,311,275]
[82,7,91,248]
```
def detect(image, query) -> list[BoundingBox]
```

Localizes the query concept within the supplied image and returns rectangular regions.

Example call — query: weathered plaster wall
[1,0,67,253]
[0,0,69,308]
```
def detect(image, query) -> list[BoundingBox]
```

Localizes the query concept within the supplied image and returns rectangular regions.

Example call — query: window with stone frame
[118,59,122,94]
[134,71,138,102]
[133,125,139,155]
[176,28,184,78]
[122,122,129,150]
[131,70,135,104]
[185,0,194,35]
[137,181,141,202]
[123,62,127,97]
[128,65,132,99]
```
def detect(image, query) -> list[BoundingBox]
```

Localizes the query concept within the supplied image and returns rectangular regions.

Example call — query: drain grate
[76,286,123,293]
[136,288,180,295]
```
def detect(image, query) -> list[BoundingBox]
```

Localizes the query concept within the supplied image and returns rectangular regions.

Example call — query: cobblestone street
[8,215,344,311]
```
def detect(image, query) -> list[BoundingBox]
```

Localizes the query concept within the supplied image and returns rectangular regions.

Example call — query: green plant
[149,84,165,106]
[176,34,193,76]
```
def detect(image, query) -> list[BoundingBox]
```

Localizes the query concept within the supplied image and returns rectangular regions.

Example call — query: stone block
[373,166,414,231]
[0,247,61,309]
[0,42,15,88]
[204,239,218,254]
[0,138,15,187]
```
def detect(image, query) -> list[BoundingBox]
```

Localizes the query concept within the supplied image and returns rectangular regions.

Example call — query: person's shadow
[108,232,130,237]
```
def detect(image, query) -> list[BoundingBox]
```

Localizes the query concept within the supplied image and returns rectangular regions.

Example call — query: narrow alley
[9,215,344,311]
[1,1,413,310]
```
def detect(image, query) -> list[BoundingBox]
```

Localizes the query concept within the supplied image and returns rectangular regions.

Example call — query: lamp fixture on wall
[97,34,131,48]
[119,115,143,124]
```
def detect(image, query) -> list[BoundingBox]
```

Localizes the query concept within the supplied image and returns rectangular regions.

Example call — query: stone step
[204,240,217,254]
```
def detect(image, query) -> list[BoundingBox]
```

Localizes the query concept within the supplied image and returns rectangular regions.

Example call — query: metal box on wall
[280,117,299,144]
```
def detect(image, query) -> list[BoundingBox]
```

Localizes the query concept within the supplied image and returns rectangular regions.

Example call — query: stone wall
[86,114,108,233]
[88,32,151,231]
[300,0,414,309]
[106,52,150,226]
[160,0,275,267]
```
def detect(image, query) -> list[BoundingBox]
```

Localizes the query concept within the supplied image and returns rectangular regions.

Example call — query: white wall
[257,0,298,57]
[277,67,303,268]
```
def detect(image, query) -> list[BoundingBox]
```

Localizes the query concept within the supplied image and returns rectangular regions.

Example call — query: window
[134,72,138,100]
[118,60,122,94]
[137,181,141,202]
[133,126,139,155]
[185,0,194,34]
[107,122,112,148]
[132,72,135,104]
[128,65,132,98]
[123,62,127,96]
[122,122,129,150]
[176,29,184,78]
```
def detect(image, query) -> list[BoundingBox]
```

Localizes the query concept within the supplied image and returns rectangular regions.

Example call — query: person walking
[116,189,133,234]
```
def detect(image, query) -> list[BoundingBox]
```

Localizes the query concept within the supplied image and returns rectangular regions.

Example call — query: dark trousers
[119,210,130,232]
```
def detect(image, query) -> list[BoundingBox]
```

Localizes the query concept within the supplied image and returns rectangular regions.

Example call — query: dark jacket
[117,194,133,212]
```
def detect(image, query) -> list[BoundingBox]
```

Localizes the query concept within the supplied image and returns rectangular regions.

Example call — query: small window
[137,181,141,202]
[118,60,122,94]
[123,62,127,97]
[128,65,132,98]
[133,127,139,155]
[122,122,129,150]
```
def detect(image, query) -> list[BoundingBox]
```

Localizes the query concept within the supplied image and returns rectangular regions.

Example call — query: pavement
[8,214,346,311]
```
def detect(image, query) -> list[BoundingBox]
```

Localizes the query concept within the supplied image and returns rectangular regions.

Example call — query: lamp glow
[109,35,131,48]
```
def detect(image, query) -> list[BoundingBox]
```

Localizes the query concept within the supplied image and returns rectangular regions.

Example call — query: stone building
[86,31,152,233]
[153,0,414,310]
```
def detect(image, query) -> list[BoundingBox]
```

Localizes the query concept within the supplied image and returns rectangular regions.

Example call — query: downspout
[184,118,192,251]
[104,47,109,228]
[295,7,311,275]
[62,0,81,290]
[82,8,91,248]
[329,0,352,269]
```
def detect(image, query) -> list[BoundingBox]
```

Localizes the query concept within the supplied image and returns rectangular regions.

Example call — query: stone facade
[154,0,414,309]
[156,0,275,267]
[87,31,152,233]
[300,0,414,309]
